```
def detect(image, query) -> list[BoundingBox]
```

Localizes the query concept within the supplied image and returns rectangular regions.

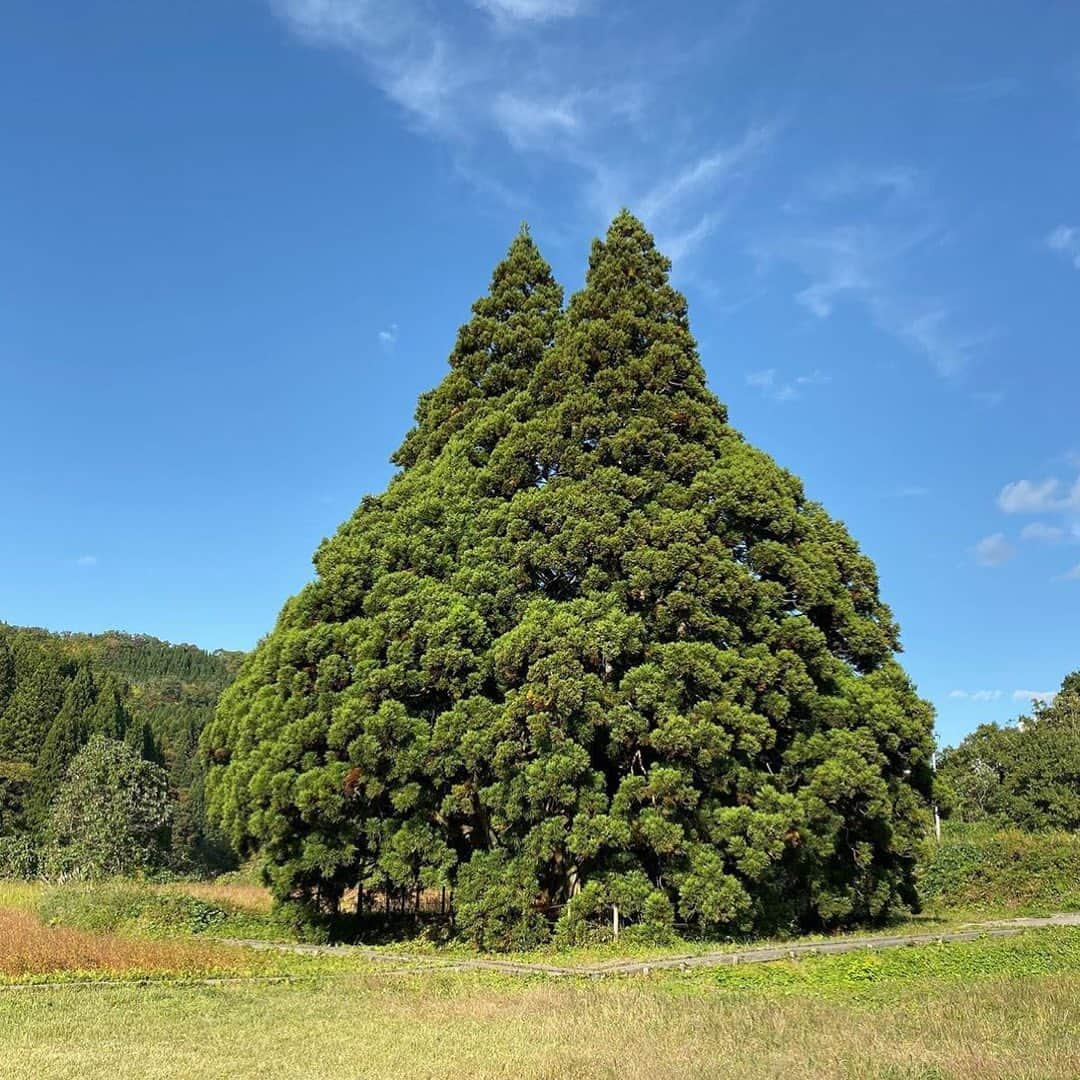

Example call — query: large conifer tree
[204,215,934,941]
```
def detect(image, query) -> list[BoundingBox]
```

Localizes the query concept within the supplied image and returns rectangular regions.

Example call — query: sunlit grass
[2,878,1079,1076]
[156,880,273,916]
[1,968,1077,1079]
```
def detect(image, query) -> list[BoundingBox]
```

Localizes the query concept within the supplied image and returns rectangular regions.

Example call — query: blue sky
[2,1,1078,747]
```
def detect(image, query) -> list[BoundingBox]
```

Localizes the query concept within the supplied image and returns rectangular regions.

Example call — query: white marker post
[932,751,942,842]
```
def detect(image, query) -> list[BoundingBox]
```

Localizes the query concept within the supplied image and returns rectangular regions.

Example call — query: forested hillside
[0,624,242,871]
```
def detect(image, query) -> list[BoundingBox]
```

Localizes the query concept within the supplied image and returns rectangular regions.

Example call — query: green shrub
[45,736,171,880]
[0,835,39,879]
[553,881,609,948]
[919,829,1080,913]
[552,873,679,948]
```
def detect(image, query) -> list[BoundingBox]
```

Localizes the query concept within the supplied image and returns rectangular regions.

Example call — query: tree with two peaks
[204,213,935,947]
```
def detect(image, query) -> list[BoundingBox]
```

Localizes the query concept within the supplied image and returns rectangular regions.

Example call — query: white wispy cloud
[974,532,1015,567]
[378,323,399,348]
[1046,224,1080,269]
[637,125,775,224]
[990,468,1080,577]
[745,368,830,403]
[754,169,988,377]
[75,555,98,567]
[1020,522,1065,543]
[272,1,466,131]
[471,0,587,24]
[1013,689,1056,703]
[269,0,774,264]
[998,474,1080,514]
[948,689,1003,702]
[491,92,581,150]
[579,120,777,262]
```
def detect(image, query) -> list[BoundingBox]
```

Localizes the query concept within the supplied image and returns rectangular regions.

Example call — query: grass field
[0,875,1078,1078]
[2,962,1078,1079]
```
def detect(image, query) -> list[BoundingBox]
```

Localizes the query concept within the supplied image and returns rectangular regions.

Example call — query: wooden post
[612,904,620,939]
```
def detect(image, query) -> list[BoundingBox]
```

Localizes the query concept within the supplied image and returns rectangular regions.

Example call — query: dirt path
[222,912,1080,978]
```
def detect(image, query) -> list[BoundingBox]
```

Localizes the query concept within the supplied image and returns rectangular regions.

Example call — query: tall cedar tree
[204,215,934,939]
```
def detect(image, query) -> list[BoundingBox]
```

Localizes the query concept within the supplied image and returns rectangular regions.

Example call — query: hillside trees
[938,672,1080,831]
[205,213,936,943]
[0,625,239,871]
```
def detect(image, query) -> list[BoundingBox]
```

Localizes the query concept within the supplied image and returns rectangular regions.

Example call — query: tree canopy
[938,672,1080,832]
[46,734,172,880]
[204,214,935,944]
[0,623,240,871]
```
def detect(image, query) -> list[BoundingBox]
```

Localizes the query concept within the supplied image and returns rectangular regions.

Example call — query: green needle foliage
[204,213,935,946]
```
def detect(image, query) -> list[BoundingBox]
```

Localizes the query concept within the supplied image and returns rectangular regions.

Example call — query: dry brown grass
[157,880,273,915]
[0,908,243,979]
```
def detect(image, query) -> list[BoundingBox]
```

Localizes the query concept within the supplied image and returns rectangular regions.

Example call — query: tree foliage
[45,735,172,879]
[937,672,1080,831]
[204,214,935,943]
[0,623,239,871]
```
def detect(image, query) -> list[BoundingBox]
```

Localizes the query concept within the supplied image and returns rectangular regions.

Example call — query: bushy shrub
[553,871,678,947]
[45,735,171,880]
[0,834,39,879]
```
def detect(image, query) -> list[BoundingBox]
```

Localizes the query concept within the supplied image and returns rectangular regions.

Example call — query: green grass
[709,927,1080,1001]
[34,881,291,942]
[1,957,1077,1078]
[3,875,1080,1076]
